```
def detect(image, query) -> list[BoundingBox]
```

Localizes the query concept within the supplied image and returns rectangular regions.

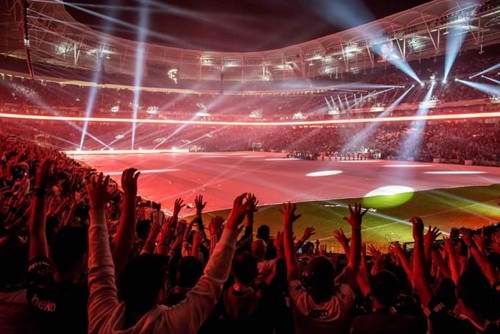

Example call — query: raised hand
[194,194,207,215]
[280,202,301,226]
[157,215,174,249]
[424,225,442,245]
[410,216,424,241]
[343,203,368,230]
[141,220,161,254]
[302,226,316,242]
[173,198,185,218]
[246,193,259,217]
[367,244,382,258]
[225,193,250,233]
[121,168,140,197]
[86,173,111,212]
[388,241,405,257]
[333,228,350,246]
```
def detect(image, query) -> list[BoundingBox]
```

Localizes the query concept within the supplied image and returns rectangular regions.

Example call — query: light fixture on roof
[344,44,361,58]
[200,56,212,66]
[167,68,178,84]
[146,106,159,114]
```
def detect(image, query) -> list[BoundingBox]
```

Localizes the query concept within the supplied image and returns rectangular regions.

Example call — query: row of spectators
[0,134,499,334]
[1,118,498,164]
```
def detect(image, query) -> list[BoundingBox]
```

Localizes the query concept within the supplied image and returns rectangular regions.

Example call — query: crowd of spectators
[1,117,498,165]
[0,134,499,334]
[0,48,498,121]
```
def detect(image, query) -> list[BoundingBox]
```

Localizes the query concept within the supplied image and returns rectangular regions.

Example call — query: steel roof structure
[1,0,500,82]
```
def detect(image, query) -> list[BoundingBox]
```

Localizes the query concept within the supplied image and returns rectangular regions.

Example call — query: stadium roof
[1,0,500,82]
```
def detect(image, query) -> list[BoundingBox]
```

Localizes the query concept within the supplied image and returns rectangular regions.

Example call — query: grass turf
[201,184,500,250]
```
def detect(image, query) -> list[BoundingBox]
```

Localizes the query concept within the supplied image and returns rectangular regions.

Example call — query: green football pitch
[200,184,500,250]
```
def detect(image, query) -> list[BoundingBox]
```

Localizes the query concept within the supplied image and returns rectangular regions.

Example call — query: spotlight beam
[481,75,500,85]
[468,63,500,79]
[457,79,500,96]
[398,82,436,159]
[54,0,196,48]
[443,4,477,82]
[0,81,111,149]
[79,45,111,150]
[342,85,413,152]
[310,0,421,83]
[130,4,149,149]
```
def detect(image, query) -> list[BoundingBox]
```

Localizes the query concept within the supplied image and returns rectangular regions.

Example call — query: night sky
[65,0,432,52]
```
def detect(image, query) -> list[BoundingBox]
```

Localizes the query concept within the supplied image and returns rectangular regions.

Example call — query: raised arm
[344,203,367,274]
[164,193,249,334]
[112,168,140,273]
[86,173,119,332]
[333,228,350,258]
[443,236,460,285]
[389,242,413,279]
[140,219,161,255]
[424,226,441,272]
[356,243,371,297]
[192,194,210,248]
[411,216,432,306]
[295,226,315,252]
[463,230,498,287]
[237,193,257,250]
[208,216,224,255]
[28,160,56,260]
[281,202,302,281]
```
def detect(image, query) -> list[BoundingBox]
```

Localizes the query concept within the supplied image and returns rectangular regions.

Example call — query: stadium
[0,0,499,333]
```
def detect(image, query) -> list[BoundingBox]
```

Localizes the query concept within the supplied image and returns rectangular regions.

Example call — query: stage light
[442,79,447,85]
[371,41,422,85]
[111,105,119,113]
[420,82,425,87]
[308,0,421,84]
[167,68,178,84]
[195,110,210,117]
[292,112,306,120]
[146,106,159,114]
